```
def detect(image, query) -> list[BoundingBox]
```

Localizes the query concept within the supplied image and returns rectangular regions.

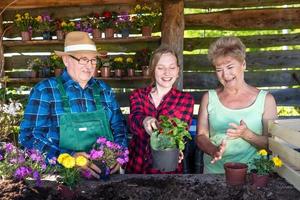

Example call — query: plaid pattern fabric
[126,86,194,174]
[19,69,128,161]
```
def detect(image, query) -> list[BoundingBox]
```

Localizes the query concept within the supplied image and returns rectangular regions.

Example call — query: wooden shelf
[2,36,161,47]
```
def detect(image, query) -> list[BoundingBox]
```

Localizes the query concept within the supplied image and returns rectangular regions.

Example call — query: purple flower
[33,170,42,187]
[9,158,18,164]
[116,157,126,165]
[29,149,43,162]
[41,163,47,170]
[14,166,32,180]
[106,141,114,148]
[48,157,57,165]
[5,143,14,153]
[97,137,107,144]
[82,169,92,179]
[17,155,25,164]
[90,149,104,160]
[0,154,3,160]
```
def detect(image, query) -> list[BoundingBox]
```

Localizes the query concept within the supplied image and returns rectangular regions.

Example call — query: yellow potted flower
[249,149,283,187]
[112,56,124,77]
[49,53,65,76]
[14,13,39,41]
[125,57,135,77]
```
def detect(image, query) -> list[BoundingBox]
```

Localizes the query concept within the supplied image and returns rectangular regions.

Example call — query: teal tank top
[204,89,267,174]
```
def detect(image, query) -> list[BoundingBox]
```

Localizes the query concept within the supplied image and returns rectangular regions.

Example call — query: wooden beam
[161,0,184,89]
[184,0,300,9]
[0,14,4,77]
[183,50,300,71]
[184,33,300,51]
[0,0,136,9]
[185,8,300,30]
[183,70,300,89]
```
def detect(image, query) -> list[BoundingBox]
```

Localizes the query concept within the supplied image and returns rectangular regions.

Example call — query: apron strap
[56,76,71,113]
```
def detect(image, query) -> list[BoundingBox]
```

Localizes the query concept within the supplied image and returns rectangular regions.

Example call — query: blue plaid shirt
[19,70,128,160]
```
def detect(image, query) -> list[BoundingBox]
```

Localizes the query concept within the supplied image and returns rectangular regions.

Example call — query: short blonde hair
[208,36,246,65]
[149,46,179,83]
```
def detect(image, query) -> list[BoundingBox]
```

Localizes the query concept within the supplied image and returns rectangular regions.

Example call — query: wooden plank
[183,70,300,89]
[0,0,136,9]
[276,163,300,191]
[269,138,300,170]
[185,0,300,8]
[161,0,184,89]
[185,8,300,30]
[0,14,4,77]
[2,37,160,53]
[184,51,300,71]
[190,88,300,107]
[184,34,300,51]
[269,119,300,147]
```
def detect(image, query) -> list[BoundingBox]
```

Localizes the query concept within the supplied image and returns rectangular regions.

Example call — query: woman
[196,36,277,174]
[126,46,194,174]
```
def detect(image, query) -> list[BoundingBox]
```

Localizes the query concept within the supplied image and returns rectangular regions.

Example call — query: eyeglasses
[69,55,98,66]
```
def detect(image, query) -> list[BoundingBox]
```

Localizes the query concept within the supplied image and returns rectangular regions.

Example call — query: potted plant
[125,57,135,77]
[88,12,103,40]
[116,12,131,38]
[49,53,65,76]
[36,13,54,40]
[87,137,129,180]
[99,53,111,78]
[60,20,76,37]
[27,58,42,78]
[249,149,283,187]
[101,10,118,39]
[132,3,161,37]
[14,13,39,41]
[150,115,192,172]
[54,18,64,40]
[112,56,124,77]
[134,48,152,76]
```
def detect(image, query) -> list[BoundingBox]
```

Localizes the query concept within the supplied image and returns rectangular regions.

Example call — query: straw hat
[54,31,106,56]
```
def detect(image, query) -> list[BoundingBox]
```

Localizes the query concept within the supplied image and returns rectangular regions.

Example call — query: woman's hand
[74,152,101,179]
[109,162,120,174]
[226,120,249,139]
[143,116,159,135]
[210,140,226,164]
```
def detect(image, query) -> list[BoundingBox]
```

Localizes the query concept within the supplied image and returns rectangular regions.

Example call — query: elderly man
[19,31,128,178]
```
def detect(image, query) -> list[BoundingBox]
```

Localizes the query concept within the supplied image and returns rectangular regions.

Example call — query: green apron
[57,77,114,152]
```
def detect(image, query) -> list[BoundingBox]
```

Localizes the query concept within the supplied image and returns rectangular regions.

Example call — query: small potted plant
[116,12,131,38]
[60,20,76,37]
[150,115,192,172]
[101,10,118,39]
[87,12,103,40]
[132,3,161,37]
[112,56,125,77]
[49,53,65,76]
[134,48,152,76]
[249,149,283,187]
[14,13,39,41]
[125,57,135,77]
[36,13,54,40]
[87,137,129,180]
[99,53,111,78]
[27,58,42,78]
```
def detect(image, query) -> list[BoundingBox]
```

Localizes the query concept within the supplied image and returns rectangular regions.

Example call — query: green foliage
[131,2,161,29]
[150,115,192,151]
[49,53,65,69]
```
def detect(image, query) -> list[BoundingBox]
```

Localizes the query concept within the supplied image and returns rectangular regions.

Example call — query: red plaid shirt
[125,86,194,174]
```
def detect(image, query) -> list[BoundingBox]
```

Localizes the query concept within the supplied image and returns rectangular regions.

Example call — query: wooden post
[0,13,4,78]
[161,0,184,90]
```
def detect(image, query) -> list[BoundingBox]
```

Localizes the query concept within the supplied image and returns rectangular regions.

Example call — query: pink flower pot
[252,173,269,187]
[224,162,248,186]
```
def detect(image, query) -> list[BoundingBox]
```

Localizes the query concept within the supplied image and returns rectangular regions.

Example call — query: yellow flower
[258,149,268,156]
[114,57,123,62]
[61,21,67,27]
[69,22,75,26]
[75,156,88,167]
[135,4,141,10]
[272,156,283,167]
[126,57,133,63]
[35,16,42,22]
[24,13,30,18]
[57,153,71,164]
[62,156,76,169]
[15,14,21,18]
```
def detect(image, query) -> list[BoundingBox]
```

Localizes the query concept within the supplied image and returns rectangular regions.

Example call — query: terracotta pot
[56,30,64,40]
[54,68,63,77]
[252,173,269,187]
[105,28,114,39]
[57,184,77,200]
[142,26,152,37]
[92,29,102,40]
[114,69,123,77]
[142,66,150,77]
[151,148,179,172]
[127,68,135,77]
[94,68,99,77]
[224,162,248,186]
[100,67,111,77]
[21,31,31,41]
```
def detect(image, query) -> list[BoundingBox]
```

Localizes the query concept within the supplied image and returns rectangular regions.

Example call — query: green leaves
[150,115,192,151]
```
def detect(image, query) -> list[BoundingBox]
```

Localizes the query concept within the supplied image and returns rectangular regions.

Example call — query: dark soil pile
[0,174,299,200]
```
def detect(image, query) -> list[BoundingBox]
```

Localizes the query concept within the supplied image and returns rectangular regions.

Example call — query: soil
[0,174,299,200]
